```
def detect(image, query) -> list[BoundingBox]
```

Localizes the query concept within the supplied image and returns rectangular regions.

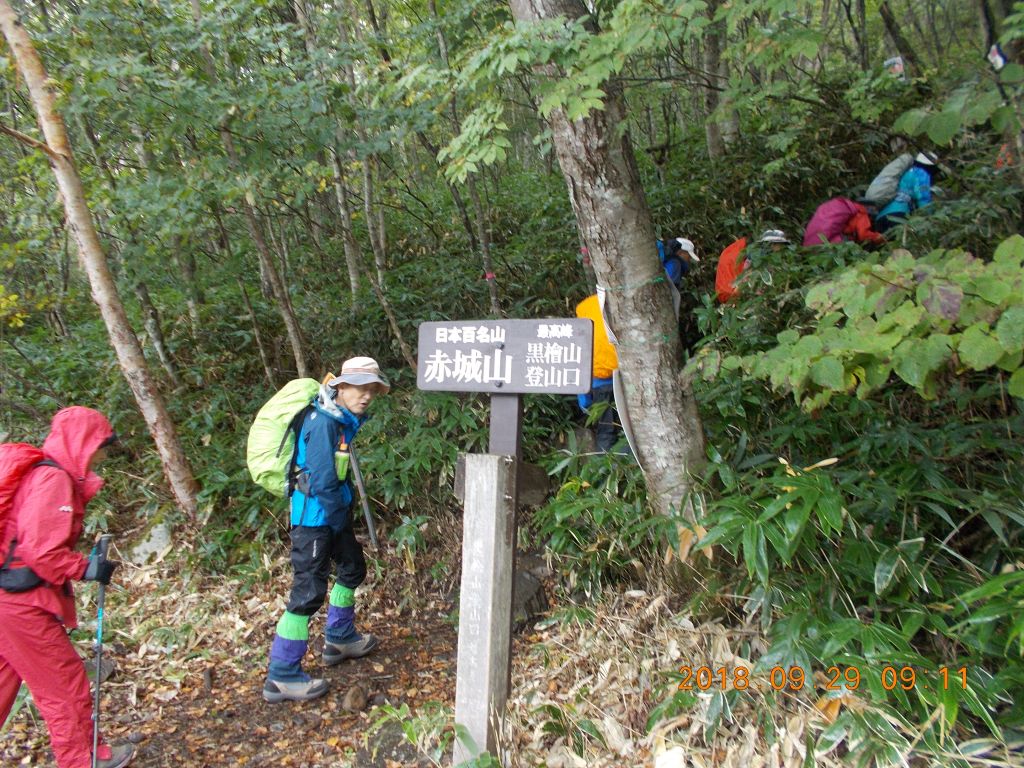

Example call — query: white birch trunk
[0,1,199,519]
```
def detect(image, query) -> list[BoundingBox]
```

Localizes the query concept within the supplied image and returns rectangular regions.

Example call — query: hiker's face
[337,383,377,415]
[88,446,109,472]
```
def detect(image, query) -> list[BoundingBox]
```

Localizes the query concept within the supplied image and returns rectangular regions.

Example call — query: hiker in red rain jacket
[0,407,134,768]
[802,197,885,248]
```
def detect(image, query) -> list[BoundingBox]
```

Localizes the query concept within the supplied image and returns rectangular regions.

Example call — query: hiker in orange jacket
[715,229,790,303]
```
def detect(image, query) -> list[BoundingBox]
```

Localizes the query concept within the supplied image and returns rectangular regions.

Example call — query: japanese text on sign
[417,319,593,394]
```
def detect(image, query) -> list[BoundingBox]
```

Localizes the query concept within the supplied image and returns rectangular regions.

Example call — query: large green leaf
[810,356,845,391]
[996,307,1024,354]
[963,89,1003,126]
[991,105,1015,132]
[919,281,963,321]
[958,323,1006,371]
[893,335,952,390]
[993,235,1024,266]
[923,111,961,145]
[893,107,928,135]
[1009,369,1024,398]
[1000,62,1024,85]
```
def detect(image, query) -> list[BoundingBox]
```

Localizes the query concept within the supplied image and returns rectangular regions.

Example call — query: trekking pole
[91,534,112,768]
[348,447,379,550]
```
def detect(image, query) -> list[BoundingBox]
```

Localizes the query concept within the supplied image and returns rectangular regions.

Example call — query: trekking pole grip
[92,534,113,768]
[95,534,112,565]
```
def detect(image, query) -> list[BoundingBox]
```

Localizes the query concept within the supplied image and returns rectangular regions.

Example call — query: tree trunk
[135,280,183,389]
[330,145,364,300]
[335,3,416,363]
[509,0,706,526]
[879,1,922,78]
[362,156,388,288]
[293,0,363,301]
[840,0,869,70]
[467,175,501,316]
[0,0,199,519]
[171,236,203,339]
[417,132,482,255]
[238,279,277,389]
[366,274,416,370]
[703,0,727,159]
[266,210,290,284]
[189,0,308,378]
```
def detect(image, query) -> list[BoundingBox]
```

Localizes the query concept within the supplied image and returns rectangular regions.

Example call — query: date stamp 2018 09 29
[677,665,969,693]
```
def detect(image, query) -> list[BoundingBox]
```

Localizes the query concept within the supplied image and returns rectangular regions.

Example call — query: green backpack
[246,378,320,497]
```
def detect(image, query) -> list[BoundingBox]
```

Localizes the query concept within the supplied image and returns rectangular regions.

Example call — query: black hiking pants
[285,523,366,616]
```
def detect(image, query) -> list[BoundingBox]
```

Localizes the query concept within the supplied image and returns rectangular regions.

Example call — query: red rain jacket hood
[0,407,114,627]
[41,406,112,503]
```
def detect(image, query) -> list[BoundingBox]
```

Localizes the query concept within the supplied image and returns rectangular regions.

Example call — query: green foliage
[365,701,501,767]
[689,229,1024,751]
[710,236,1024,409]
[390,513,430,572]
[533,442,679,597]
[0,685,35,734]
[535,701,606,756]
[2,0,1021,758]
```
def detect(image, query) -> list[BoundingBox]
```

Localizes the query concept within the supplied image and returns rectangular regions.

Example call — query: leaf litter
[3,545,1020,766]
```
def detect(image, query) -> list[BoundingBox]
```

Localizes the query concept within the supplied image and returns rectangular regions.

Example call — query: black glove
[83,556,119,585]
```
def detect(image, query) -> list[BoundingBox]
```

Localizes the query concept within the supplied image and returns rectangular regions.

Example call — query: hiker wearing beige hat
[263,356,390,704]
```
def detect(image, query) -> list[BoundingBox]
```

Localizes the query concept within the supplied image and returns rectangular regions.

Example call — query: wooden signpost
[417,319,593,764]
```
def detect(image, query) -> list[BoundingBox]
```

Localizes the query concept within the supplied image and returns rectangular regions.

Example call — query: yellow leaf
[677,524,709,563]
[803,457,839,471]
[814,695,842,723]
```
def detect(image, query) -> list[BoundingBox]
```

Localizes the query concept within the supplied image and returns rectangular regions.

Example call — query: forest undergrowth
[3,1,1024,763]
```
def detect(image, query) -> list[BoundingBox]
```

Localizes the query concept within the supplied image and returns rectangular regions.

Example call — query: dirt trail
[1,543,462,767]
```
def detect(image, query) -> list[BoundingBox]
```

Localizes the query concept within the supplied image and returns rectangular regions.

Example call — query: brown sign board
[417,319,593,395]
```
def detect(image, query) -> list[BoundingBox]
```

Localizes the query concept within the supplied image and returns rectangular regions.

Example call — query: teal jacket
[289,400,365,530]
[878,166,933,220]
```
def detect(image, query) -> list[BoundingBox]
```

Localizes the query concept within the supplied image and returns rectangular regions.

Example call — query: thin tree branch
[0,120,63,160]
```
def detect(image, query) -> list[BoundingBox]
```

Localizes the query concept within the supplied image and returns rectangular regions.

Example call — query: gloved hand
[83,556,119,585]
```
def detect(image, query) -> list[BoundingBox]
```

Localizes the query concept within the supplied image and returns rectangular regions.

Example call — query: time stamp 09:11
[677,665,969,693]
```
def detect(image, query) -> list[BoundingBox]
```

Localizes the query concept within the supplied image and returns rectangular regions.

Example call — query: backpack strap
[283,403,314,498]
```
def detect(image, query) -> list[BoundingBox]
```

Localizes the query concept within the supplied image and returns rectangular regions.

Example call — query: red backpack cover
[0,443,46,546]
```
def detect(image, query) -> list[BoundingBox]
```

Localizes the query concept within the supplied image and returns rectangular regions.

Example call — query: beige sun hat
[327,356,390,393]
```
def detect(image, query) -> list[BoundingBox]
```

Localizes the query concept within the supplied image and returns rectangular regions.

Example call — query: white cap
[759,229,790,244]
[673,237,699,262]
[915,151,938,166]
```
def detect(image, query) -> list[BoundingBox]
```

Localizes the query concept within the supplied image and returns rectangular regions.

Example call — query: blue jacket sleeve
[909,167,932,209]
[304,414,353,524]
[665,258,686,285]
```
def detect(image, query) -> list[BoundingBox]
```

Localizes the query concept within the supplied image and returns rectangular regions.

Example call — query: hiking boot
[323,633,379,666]
[262,677,330,703]
[96,743,135,768]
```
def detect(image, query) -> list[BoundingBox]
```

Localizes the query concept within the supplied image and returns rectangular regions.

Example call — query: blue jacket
[879,166,933,219]
[289,400,366,529]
